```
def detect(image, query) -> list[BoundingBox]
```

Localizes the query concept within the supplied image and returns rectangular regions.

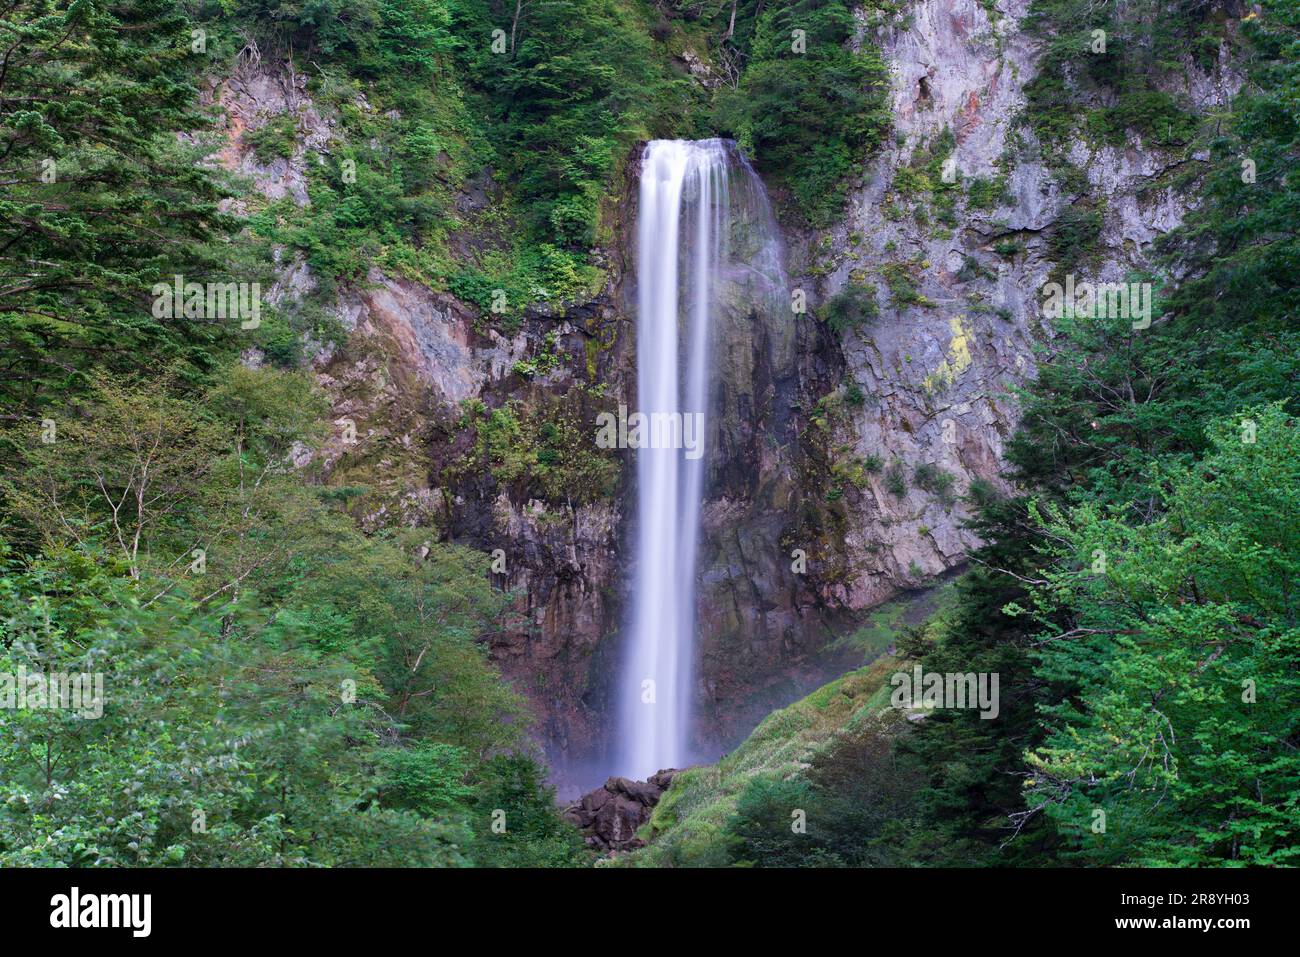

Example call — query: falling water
[618,139,785,780]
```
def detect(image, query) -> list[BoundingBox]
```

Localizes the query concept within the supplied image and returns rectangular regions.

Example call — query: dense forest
[0,0,1295,869]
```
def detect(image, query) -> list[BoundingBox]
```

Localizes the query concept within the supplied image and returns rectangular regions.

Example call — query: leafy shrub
[1046,206,1104,271]
[882,262,928,306]
[1087,91,1198,147]
[957,255,996,283]
[967,175,1010,210]
[913,462,957,504]
[245,114,299,161]
[724,719,927,867]
[892,165,931,196]
[377,743,477,817]
[821,283,879,333]
[455,396,619,504]
[468,755,587,867]
[885,461,907,497]
[726,775,824,866]
[715,0,889,226]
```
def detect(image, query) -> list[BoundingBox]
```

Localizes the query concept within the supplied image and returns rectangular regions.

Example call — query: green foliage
[895,523,1058,865]
[453,395,620,505]
[446,0,675,248]
[892,165,931,197]
[884,461,907,498]
[881,261,929,306]
[727,775,821,866]
[829,453,874,491]
[0,546,474,866]
[0,367,575,866]
[0,0,235,412]
[912,462,957,505]
[966,175,1010,211]
[726,720,928,867]
[377,743,477,817]
[820,283,879,334]
[714,0,889,226]
[1046,206,1103,272]
[1086,91,1199,147]
[244,114,299,161]
[1158,1,1300,361]
[1015,405,1300,865]
[467,755,587,867]
[449,244,600,328]
[956,255,996,283]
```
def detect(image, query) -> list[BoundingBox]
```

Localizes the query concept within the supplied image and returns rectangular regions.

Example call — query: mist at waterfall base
[614,139,787,781]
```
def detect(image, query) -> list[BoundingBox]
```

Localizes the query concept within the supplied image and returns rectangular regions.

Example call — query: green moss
[832,581,959,659]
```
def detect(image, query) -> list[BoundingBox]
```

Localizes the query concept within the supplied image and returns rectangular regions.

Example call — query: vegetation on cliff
[633,0,1299,869]
[0,0,587,867]
[856,0,1300,868]
[1,0,1296,870]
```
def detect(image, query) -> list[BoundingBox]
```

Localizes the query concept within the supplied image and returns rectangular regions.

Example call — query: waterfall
[618,138,784,780]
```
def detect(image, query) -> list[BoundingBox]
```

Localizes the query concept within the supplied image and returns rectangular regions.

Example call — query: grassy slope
[618,582,957,867]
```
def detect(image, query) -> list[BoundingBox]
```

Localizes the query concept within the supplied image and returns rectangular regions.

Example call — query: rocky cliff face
[210,1,1241,792]
[788,0,1241,613]
[681,0,1239,766]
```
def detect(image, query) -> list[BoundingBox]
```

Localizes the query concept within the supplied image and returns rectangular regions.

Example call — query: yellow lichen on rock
[923,316,972,393]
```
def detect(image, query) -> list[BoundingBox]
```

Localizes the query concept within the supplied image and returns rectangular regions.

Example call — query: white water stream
[617,139,730,779]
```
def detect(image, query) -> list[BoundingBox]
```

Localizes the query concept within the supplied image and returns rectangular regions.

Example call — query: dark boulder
[562,768,681,852]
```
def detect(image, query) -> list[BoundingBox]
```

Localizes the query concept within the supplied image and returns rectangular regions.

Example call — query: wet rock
[563,770,679,852]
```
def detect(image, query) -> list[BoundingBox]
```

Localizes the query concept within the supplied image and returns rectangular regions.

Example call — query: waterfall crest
[618,139,784,779]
